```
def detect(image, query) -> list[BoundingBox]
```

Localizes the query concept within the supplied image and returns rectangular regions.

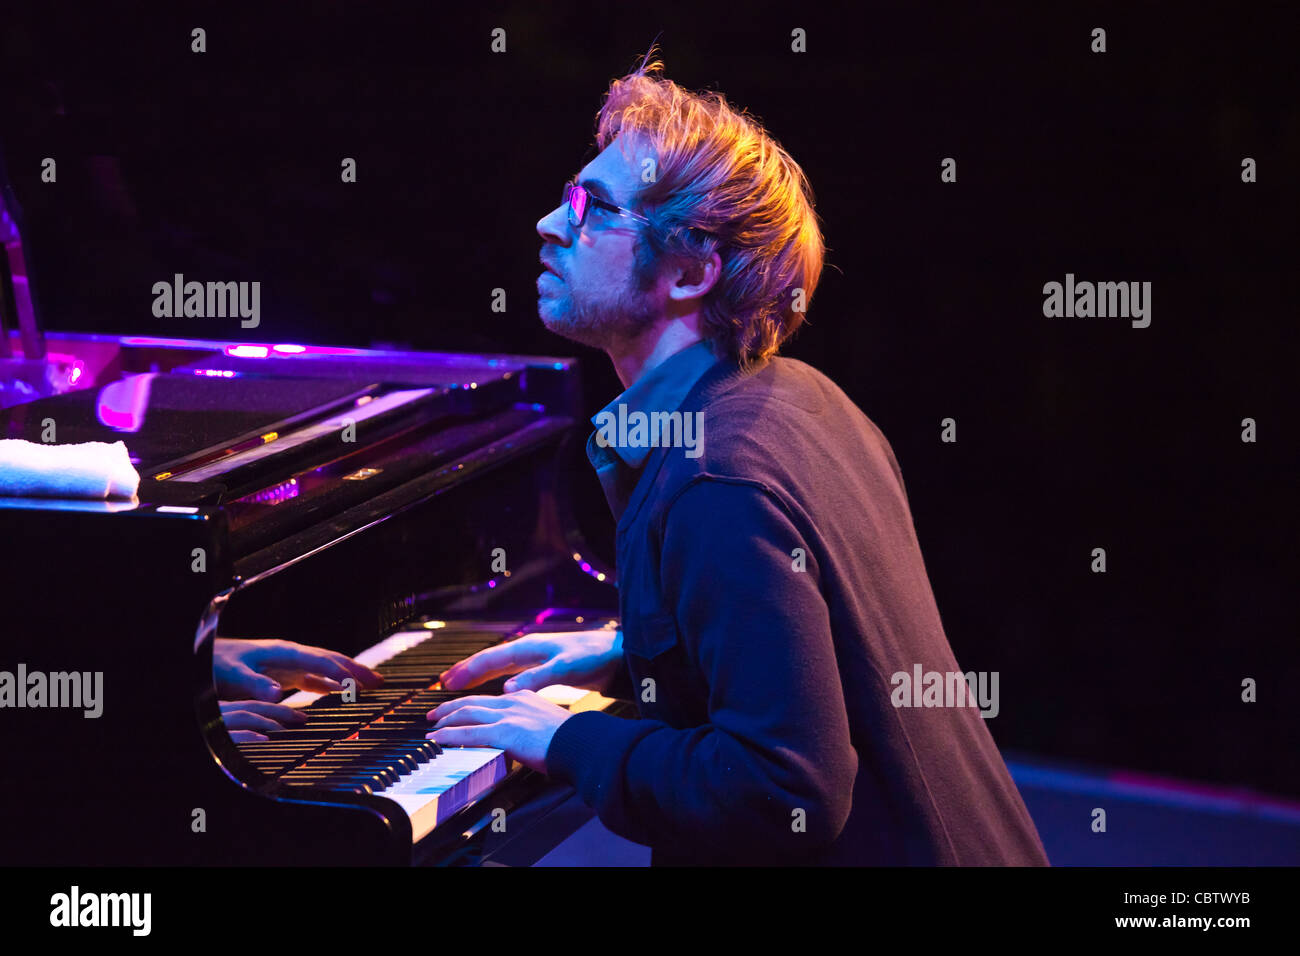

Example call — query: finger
[235,664,282,701]
[427,694,513,721]
[221,710,287,734]
[259,642,358,686]
[503,663,564,693]
[287,673,345,694]
[326,653,385,689]
[220,700,307,725]
[427,724,499,748]
[432,705,512,729]
[230,730,269,743]
[440,638,551,690]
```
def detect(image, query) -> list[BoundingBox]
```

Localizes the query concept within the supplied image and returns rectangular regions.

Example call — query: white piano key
[381,747,509,842]
[537,683,617,713]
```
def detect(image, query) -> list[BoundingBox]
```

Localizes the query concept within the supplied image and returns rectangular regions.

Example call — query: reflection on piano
[0,331,624,865]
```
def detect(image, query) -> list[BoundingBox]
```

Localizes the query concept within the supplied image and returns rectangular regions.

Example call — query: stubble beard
[540,270,661,351]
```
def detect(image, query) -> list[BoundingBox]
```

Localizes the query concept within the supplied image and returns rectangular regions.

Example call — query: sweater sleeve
[601,630,635,701]
[546,477,858,859]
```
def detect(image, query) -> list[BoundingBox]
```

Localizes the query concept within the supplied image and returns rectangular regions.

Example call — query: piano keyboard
[231,618,615,843]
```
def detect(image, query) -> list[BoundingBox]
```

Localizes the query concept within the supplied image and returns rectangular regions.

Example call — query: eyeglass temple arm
[590,196,651,225]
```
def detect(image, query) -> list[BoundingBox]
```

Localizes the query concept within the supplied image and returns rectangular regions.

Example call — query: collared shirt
[584,339,720,522]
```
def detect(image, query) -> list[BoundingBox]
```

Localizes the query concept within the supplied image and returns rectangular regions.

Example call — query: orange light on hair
[594,44,826,367]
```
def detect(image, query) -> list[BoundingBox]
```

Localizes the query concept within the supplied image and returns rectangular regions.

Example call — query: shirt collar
[586,339,720,470]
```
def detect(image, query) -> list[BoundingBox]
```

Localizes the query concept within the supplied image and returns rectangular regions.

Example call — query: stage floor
[531,752,1300,866]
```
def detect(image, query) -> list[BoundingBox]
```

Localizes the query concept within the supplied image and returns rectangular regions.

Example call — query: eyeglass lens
[564,181,589,226]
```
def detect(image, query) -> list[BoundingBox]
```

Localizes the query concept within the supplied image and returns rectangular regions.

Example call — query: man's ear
[670,251,723,302]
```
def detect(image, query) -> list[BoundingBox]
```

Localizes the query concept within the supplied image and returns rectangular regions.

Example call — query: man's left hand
[427,690,572,773]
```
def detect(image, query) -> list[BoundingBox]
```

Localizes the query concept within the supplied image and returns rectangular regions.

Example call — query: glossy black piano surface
[0,332,621,865]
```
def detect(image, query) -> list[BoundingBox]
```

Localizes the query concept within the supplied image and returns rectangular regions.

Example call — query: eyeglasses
[562,179,651,229]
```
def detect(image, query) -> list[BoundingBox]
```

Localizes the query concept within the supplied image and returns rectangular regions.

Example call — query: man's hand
[213,638,384,701]
[439,628,623,693]
[219,699,308,742]
[426,690,572,773]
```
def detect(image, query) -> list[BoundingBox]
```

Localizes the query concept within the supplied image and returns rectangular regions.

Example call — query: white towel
[0,439,141,500]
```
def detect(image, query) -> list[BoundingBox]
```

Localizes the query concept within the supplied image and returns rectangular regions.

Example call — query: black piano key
[298,757,412,777]
[312,743,418,759]
[320,741,438,761]
[354,727,432,740]
[310,743,425,758]
[281,779,375,795]
[281,771,389,789]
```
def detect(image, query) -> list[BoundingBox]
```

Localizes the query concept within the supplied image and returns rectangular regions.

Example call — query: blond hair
[595,46,826,367]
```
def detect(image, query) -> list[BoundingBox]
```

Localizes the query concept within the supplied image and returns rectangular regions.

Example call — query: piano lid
[0,337,573,501]
[0,373,374,471]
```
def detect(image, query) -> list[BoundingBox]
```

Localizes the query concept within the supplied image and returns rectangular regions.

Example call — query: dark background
[1,2,1295,796]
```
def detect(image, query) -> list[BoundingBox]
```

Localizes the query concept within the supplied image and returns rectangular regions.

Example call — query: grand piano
[0,169,626,866]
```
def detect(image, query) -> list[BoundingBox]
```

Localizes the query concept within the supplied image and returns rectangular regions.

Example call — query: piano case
[0,49,624,865]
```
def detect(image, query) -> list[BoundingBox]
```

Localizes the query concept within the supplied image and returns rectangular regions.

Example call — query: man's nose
[536,203,570,243]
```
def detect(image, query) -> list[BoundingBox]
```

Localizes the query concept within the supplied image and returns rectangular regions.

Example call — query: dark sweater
[546,350,1050,866]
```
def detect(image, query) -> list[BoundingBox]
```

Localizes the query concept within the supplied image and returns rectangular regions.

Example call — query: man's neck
[607,321,705,390]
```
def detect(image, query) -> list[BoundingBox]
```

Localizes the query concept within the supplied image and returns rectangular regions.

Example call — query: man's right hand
[439,628,624,694]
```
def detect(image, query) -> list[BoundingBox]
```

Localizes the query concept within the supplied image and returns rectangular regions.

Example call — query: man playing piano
[427,51,1049,866]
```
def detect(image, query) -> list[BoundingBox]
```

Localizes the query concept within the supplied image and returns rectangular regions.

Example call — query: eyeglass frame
[562,178,652,229]
[560,177,724,250]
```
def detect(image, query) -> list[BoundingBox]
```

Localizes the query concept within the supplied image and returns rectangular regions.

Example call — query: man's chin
[538,309,607,350]
[545,329,609,351]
